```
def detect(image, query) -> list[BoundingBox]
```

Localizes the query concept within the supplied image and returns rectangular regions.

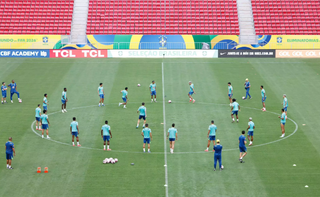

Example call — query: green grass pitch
[0,58,320,197]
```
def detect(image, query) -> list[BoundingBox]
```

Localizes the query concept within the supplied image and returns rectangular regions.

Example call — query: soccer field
[1,58,320,197]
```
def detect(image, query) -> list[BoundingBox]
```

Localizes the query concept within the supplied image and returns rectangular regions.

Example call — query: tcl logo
[276,50,320,58]
[50,50,108,58]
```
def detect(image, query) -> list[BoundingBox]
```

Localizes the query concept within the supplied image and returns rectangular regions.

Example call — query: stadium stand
[0,0,74,34]
[252,0,320,35]
[86,0,240,35]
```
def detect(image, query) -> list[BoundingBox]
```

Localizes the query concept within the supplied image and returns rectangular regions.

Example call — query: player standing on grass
[213,139,223,171]
[136,102,147,129]
[167,123,178,154]
[205,120,217,152]
[239,130,247,163]
[231,98,240,123]
[61,88,68,113]
[40,110,50,139]
[8,80,21,103]
[70,117,80,146]
[188,81,196,103]
[150,80,157,102]
[261,86,266,111]
[43,94,48,111]
[282,94,288,118]
[247,117,255,146]
[228,82,233,106]
[279,109,286,138]
[5,137,15,169]
[119,87,128,108]
[1,82,7,104]
[98,83,105,107]
[141,124,152,153]
[35,104,42,130]
[243,78,251,100]
[101,120,112,151]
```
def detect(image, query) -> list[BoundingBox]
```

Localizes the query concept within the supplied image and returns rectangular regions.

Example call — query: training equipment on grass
[37,167,41,173]
[115,158,118,163]
[137,84,140,87]
[44,167,48,173]
[242,97,245,100]
[131,163,134,166]
[111,159,115,164]
[168,100,171,103]
[103,160,107,164]
[221,165,224,170]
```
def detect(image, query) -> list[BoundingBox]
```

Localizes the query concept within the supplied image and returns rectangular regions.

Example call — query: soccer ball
[111,159,115,164]
[103,160,107,164]
[105,158,110,163]
[137,84,141,87]
[19,99,22,103]
[109,157,113,161]
[114,158,118,163]
[168,100,171,103]
[242,97,245,100]
[221,165,224,169]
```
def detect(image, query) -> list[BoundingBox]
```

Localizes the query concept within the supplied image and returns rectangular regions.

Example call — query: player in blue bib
[228,82,233,106]
[70,117,81,146]
[40,110,50,139]
[205,120,217,152]
[119,87,128,108]
[247,117,255,146]
[231,98,240,123]
[213,139,223,171]
[243,78,251,100]
[35,104,42,130]
[8,80,21,103]
[282,94,288,117]
[1,82,7,104]
[98,83,105,107]
[101,120,112,151]
[5,137,15,169]
[61,88,68,113]
[167,123,178,153]
[260,85,267,111]
[279,108,287,138]
[149,80,157,102]
[43,93,48,111]
[136,102,147,129]
[141,124,152,153]
[239,130,247,163]
[188,81,196,103]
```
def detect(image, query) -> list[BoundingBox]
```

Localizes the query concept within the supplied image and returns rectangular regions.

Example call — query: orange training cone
[44,167,48,173]
[37,167,41,173]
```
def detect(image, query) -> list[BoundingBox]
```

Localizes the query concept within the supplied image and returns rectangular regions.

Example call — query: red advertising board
[50,50,108,58]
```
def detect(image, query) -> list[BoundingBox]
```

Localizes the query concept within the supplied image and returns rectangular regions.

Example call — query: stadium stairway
[237,0,258,44]
[70,0,89,44]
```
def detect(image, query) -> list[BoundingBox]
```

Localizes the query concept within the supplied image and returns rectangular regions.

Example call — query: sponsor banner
[0,49,49,58]
[218,49,275,58]
[50,50,108,58]
[0,35,62,49]
[276,50,320,58]
[108,50,218,58]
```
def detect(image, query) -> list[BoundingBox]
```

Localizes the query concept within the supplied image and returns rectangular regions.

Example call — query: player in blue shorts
[228,82,233,106]
[149,80,157,102]
[43,93,48,111]
[136,102,147,128]
[167,123,178,153]
[231,98,240,123]
[279,108,286,138]
[213,139,223,171]
[119,87,128,108]
[70,117,81,147]
[243,78,251,100]
[8,80,21,103]
[1,82,7,104]
[247,117,255,146]
[260,85,267,111]
[35,104,42,130]
[188,81,196,103]
[205,120,217,152]
[101,120,112,151]
[141,124,152,153]
[98,83,105,107]
[61,88,68,113]
[239,130,247,163]
[5,137,15,169]
[282,94,288,118]
[40,110,50,139]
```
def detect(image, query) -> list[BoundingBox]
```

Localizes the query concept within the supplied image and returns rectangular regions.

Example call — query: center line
[162,61,169,197]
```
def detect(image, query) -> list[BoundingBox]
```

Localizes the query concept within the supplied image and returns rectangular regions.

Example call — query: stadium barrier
[0,49,49,58]
[276,50,320,58]
[108,50,218,58]
[218,49,275,58]
[50,50,108,58]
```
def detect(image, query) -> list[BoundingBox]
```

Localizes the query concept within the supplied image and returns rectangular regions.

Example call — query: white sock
[240,157,243,159]
[102,103,104,105]
[107,145,109,149]
[104,145,106,149]
[154,99,156,101]
[232,118,235,121]
[193,99,195,101]
[124,105,126,108]
[36,126,38,129]
[143,124,145,127]
[7,164,9,167]
[47,135,49,138]
[206,147,209,150]
[151,99,153,102]
[143,148,145,152]
[137,124,139,127]
[77,142,79,145]
[148,149,150,151]
[119,103,122,105]
[237,119,239,121]
[99,103,100,105]
[9,165,11,168]
[72,142,74,145]
[42,135,44,138]
[250,141,252,144]
[189,98,192,100]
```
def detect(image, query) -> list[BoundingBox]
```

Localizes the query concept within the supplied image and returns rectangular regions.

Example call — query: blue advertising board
[0,49,50,58]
